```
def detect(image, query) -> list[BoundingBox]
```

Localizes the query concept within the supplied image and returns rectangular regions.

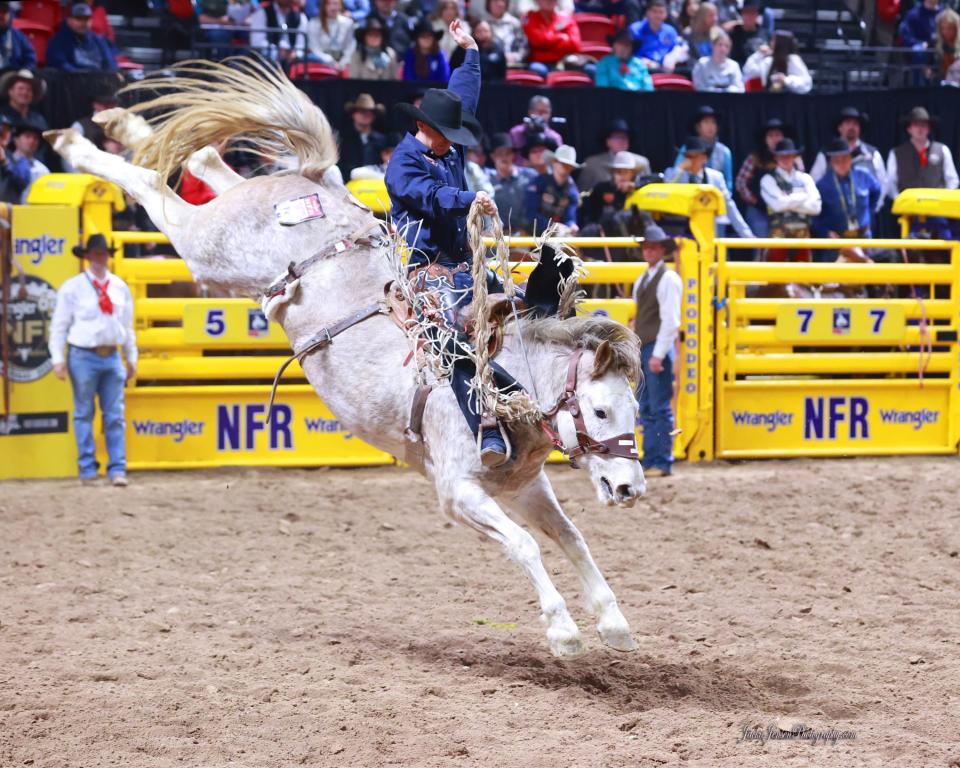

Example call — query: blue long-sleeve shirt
[0,25,37,70]
[899,4,940,49]
[628,19,678,66]
[46,24,117,72]
[386,47,480,267]
[402,47,451,82]
[811,166,881,237]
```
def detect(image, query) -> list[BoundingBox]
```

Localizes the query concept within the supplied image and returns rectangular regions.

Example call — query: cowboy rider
[386,19,517,468]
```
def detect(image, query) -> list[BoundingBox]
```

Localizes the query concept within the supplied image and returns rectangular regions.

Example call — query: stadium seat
[651,73,693,91]
[17,0,60,31]
[573,13,615,44]
[115,54,144,73]
[546,70,594,88]
[506,69,546,85]
[580,42,612,58]
[288,62,340,81]
[12,19,52,67]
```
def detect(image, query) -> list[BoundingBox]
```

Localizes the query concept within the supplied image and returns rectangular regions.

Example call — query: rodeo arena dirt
[3,459,960,767]
[6,30,960,768]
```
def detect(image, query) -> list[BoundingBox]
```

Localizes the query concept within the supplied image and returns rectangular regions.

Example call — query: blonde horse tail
[119,56,338,184]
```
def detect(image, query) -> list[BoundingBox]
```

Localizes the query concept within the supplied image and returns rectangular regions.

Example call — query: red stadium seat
[574,12,615,43]
[116,54,144,73]
[506,69,546,85]
[17,0,60,31]
[546,70,594,88]
[580,42,612,58]
[651,72,694,91]
[12,19,52,67]
[288,62,341,81]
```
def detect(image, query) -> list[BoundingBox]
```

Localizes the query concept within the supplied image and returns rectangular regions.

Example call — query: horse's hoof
[185,145,220,178]
[598,624,637,652]
[546,623,587,658]
[43,128,75,152]
[92,106,125,128]
[548,632,586,658]
[597,610,637,652]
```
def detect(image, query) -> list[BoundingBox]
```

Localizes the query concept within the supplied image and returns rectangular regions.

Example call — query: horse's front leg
[506,471,637,652]
[438,476,585,657]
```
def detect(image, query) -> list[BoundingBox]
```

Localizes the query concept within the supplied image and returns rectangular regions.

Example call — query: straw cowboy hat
[607,150,638,170]
[72,233,117,258]
[0,68,46,104]
[396,88,482,146]
[345,93,385,115]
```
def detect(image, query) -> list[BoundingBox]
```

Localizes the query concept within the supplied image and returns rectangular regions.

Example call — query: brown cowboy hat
[0,68,46,104]
[345,93,385,116]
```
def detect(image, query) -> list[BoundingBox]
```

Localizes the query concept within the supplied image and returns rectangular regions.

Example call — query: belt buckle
[95,345,114,356]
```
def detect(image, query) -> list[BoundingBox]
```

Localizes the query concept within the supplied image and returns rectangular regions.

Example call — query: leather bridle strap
[262,220,383,300]
[541,348,640,463]
[265,300,389,422]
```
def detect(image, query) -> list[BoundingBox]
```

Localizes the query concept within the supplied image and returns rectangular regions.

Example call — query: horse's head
[556,341,645,507]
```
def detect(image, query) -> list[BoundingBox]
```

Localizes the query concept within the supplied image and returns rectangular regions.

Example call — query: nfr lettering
[217,404,293,450]
[804,396,869,440]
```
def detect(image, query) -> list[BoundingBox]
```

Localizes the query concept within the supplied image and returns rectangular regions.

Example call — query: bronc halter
[540,348,641,465]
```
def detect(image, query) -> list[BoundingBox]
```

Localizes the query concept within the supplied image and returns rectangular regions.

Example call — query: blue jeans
[68,347,127,478]
[638,345,674,472]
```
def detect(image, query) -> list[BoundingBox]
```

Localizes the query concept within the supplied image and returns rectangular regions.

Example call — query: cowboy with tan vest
[632,224,681,477]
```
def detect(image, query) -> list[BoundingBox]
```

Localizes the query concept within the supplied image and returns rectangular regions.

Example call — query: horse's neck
[498,334,580,410]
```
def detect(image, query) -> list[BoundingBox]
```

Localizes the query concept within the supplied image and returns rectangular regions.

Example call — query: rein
[540,348,640,465]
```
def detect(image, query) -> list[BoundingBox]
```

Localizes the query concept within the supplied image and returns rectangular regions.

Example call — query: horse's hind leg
[45,129,194,240]
[440,477,585,657]
[507,471,636,652]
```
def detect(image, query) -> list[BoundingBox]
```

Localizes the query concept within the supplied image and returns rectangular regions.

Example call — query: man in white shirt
[667,136,753,238]
[632,224,681,477]
[760,138,821,261]
[49,234,137,486]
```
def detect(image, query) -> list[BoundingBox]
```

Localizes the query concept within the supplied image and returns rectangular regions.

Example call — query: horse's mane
[120,56,337,185]
[520,316,641,381]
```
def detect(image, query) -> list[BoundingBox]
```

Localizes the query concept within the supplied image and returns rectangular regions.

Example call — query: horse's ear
[593,341,613,377]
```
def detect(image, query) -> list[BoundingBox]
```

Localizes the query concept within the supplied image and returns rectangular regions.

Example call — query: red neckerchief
[918,146,929,168]
[88,273,114,315]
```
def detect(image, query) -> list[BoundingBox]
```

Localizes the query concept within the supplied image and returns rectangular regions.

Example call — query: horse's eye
[594,408,608,420]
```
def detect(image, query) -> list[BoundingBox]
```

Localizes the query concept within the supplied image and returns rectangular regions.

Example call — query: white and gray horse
[47,58,646,657]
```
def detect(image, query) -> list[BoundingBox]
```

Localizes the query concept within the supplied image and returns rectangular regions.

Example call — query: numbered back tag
[275,194,326,226]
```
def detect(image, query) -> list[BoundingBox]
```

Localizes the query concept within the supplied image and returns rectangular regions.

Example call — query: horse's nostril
[615,483,634,500]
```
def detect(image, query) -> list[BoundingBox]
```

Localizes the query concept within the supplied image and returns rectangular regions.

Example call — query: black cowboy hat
[72,233,117,258]
[824,137,852,157]
[642,223,677,254]
[682,135,710,155]
[524,241,577,318]
[773,137,803,156]
[688,105,719,132]
[12,121,42,137]
[489,132,514,153]
[355,15,386,44]
[396,88,482,146]
[410,19,443,42]
[603,118,630,140]
[834,106,868,132]
[522,131,558,156]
